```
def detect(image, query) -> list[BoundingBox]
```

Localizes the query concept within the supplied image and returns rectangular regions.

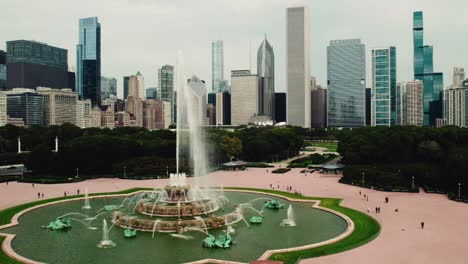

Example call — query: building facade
[6,40,71,89]
[400,81,423,126]
[371,47,397,127]
[286,6,310,128]
[77,17,101,106]
[123,76,130,100]
[76,99,92,128]
[212,40,225,93]
[187,76,207,126]
[311,87,327,128]
[257,36,275,121]
[444,80,468,127]
[275,93,286,123]
[37,87,78,126]
[100,76,117,101]
[146,87,157,99]
[0,50,6,90]
[5,89,43,126]
[413,11,444,126]
[453,67,465,88]
[0,92,6,126]
[327,39,366,127]
[125,96,143,127]
[158,65,174,124]
[215,91,231,125]
[128,72,144,99]
[231,70,259,125]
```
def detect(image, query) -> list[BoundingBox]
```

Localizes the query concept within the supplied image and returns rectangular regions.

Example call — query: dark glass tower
[7,91,44,126]
[257,36,275,121]
[77,17,101,106]
[413,11,444,126]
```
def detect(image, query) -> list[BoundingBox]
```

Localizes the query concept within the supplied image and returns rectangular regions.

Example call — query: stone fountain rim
[0,188,355,264]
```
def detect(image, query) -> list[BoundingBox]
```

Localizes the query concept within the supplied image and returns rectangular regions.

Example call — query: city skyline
[1,0,466,98]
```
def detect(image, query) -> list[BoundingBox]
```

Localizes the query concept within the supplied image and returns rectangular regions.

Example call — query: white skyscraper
[286,6,311,128]
[453,67,465,88]
[230,70,260,125]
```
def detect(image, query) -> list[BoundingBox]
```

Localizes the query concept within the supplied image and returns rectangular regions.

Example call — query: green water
[1,192,348,264]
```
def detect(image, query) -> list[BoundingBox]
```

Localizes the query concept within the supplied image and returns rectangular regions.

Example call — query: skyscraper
[453,67,465,88]
[286,6,310,128]
[212,40,224,93]
[230,70,260,125]
[128,72,144,99]
[413,11,444,126]
[311,87,327,128]
[146,87,157,99]
[275,93,286,123]
[5,89,44,126]
[158,65,174,124]
[0,50,6,89]
[123,76,130,100]
[365,88,371,126]
[327,39,366,127]
[257,36,275,121]
[77,17,101,106]
[371,47,397,127]
[6,40,70,89]
[399,81,423,126]
[187,76,207,125]
[100,77,117,101]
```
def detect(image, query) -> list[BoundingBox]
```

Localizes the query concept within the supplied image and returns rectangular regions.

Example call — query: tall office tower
[371,47,397,127]
[186,76,207,125]
[327,39,366,127]
[125,96,143,127]
[365,88,371,126]
[444,80,468,127]
[0,92,6,126]
[215,91,231,125]
[123,76,130,100]
[207,104,216,125]
[286,6,310,128]
[212,40,224,93]
[158,65,174,123]
[6,40,70,89]
[127,72,144,99]
[76,99,92,128]
[453,67,465,88]
[77,17,101,106]
[162,101,172,128]
[5,89,44,126]
[230,70,260,125]
[311,87,327,128]
[146,87,157,99]
[36,87,78,126]
[275,92,286,123]
[142,99,158,130]
[257,36,275,121]
[399,80,424,126]
[413,11,444,126]
[100,77,117,101]
[0,50,6,90]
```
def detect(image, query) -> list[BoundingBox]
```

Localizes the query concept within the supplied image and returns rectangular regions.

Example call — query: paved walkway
[1,168,467,264]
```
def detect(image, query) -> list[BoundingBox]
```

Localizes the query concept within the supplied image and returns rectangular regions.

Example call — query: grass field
[308,141,339,152]
[0,187,379,264]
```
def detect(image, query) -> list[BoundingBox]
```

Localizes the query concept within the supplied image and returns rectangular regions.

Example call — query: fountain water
[97,219,116,248]
[280,205,296,227]
[82,188,91,210]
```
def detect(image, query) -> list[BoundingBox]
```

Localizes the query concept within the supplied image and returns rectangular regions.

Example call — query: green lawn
[308,141,339,152]
[0,187,379,264]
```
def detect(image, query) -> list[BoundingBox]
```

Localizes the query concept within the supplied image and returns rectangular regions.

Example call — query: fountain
[82,188,91,210]
[280,205,296,227]
[97,219,116,248]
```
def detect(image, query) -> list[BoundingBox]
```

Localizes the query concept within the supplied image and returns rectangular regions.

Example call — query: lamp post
[21,167,24,180]
[124,166,126,178]
[458,182,461,198]
[76,168,79,178]
[166,166,169,178]
[362,172,365,185]
[412,176,415,190]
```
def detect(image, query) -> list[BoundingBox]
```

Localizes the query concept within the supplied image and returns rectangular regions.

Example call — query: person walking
[37,192,40,198]
[421,222,424,229]
[41,193,44,198]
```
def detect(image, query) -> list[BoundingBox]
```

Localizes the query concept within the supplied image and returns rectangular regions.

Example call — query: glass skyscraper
[158,65,174,124]
[413,11,444,126]
[77,17,101,106]
[212,40,224,93]
[371,47,397,127]
[257,36,275,120]
[327,39,366,127]
[6,91,44,126]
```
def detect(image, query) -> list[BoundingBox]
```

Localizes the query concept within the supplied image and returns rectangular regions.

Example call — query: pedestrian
[364,194,366,198]
[375,207,378,213]
[366,196,369,202]
[385,197,389,203]
[41,193,44,198]
[367,208,370,213]
[277,185,279,189]
[32,183,34,187]
[64,192,67,197]
[266,169,269,173]
[359,190,361,195]
[395,208,399,212]
[6,182,8,185]
[77,189,80,195]
[270,184,272,188]
[421,222,424,229]
[37,192,40,198]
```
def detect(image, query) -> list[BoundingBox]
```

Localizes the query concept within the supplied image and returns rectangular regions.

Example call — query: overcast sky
[1,0,467,97]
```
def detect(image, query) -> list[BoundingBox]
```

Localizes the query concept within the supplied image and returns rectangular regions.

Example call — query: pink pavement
[1,167,467,264]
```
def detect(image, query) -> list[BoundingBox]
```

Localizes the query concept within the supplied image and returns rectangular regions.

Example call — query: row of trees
[0,124,304,178]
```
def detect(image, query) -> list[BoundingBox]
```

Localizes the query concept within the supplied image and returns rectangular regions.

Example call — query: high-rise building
[100,77,117,101]
[146,87,157,99]
[413,11,444,126]
[127,72,144,99]
[6,40,71,89]
[275,93,286,123]
[5,89,43,126]
[453,67,465,88]
[399,81,424,126]
[76,99,92,128]
[123,76,130,100]
[77,17,101,106]
[444,80,468,127]
[187,76,207,125]
[125,96,143,127]
[231,70,260,125]
[143,99,158,130]
[215,91,231,125]
[311,87,327,128]
[37,87,78,126]
[0,92,6,126]
[162,101,172,128]
[0,50,6,90]
[286,6,310,128]
[212,40,224,93]
[365,88,371,126]
[327,39,366,127]
[371,47,397,127]
[158,65,174,124]
[257,36,275,121]
[100,105,115,129]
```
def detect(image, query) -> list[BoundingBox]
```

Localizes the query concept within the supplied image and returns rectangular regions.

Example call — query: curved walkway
[0,168,467,263]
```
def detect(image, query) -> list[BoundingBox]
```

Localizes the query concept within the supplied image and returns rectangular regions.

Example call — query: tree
[220,136,242,159]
